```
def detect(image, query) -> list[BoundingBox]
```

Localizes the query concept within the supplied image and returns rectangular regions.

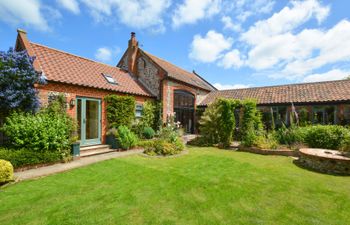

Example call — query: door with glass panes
[76,97,101,146]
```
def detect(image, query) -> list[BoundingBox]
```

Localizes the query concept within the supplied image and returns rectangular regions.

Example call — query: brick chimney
[127,32,138,75]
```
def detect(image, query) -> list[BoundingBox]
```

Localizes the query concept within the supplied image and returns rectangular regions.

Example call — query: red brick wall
[37,82,152,144]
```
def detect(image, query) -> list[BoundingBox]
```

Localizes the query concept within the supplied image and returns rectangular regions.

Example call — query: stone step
[80,145,114,157]
[80,148,115,157]
[80,144,110,151]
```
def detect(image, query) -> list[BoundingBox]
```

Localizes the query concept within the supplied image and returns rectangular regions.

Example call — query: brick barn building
[14,30,215,146]
[12,29,350,146]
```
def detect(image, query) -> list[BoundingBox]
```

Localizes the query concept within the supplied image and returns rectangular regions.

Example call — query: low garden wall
[239,146,298,157]
[298,148,350,175]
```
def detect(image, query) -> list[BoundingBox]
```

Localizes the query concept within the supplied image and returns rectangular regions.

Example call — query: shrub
[198,100,220,144]
[0,48,46,116]
[217,98,239,148]
[187,136,212,147]
[139,101,162,131]
[158,125,179,143]
[117,125,138,150]
[254,133,279,149]
[0,159,14,184]
[2,110,75,152]
[240,99,264,147]
[144,139,184,156]
[303,125,350,150]
[143,127,155,139]
[275,124,306,146]
[105,95,135,128]
[0,148,63,168]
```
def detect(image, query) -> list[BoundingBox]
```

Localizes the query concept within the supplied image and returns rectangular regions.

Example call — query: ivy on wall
[105,95,136,128]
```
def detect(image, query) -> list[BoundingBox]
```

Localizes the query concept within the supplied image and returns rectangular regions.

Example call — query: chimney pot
[131,32,135,38]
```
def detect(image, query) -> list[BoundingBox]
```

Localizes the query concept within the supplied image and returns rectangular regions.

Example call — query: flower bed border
[238,146,298,157]
[140,149,189,158]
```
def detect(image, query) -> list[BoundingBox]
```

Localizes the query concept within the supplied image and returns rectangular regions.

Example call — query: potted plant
[70,132,80,157]
[106,128,119,149]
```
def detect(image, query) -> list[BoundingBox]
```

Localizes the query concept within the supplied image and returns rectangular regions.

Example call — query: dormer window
[102,73,118,85]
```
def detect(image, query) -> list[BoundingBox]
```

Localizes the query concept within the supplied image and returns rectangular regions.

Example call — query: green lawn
[1,147,350,225]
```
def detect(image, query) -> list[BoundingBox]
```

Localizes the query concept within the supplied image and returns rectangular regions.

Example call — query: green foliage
[298,107,310,126]
[142,127,155,139]
[0,159,14,184]
[217,98,240,148]
[254,133,279,149]
[105,95,135,128]
[0,148,62,168]
[2,110,75,153]
[139,101,161,131]
[186,136,212,147]
[198,100,220,144]
[144,139,184,156]
[303,125,350,150]
[240,99,264,147]
[275,124,306,146]
[117,125,138,150]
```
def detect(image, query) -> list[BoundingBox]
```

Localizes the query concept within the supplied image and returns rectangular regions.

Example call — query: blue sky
[1,0,350,89]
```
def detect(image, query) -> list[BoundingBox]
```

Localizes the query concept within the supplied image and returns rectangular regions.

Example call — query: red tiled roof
[200,80,350,106]
[141,50,216,91]
[31,43,152,97]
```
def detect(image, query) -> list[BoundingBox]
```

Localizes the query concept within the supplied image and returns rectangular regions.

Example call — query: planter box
[71,142,80,157]
[106,134,119,149]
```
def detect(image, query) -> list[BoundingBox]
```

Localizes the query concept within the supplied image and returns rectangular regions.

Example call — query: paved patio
[15,149,143,181]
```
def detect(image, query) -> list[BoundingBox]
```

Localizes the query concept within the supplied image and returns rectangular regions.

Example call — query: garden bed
[238,146,298,157]
[140,149,189,158]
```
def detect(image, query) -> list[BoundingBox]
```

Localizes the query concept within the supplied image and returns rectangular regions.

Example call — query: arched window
[173,90,195,133]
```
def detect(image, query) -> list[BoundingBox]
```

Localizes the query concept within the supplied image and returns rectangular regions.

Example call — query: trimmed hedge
[0,148,63,168]
[0,159,14,184]
[105,95,135,128]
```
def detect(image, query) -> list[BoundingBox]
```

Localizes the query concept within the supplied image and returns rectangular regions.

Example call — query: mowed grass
[1,147,350,225]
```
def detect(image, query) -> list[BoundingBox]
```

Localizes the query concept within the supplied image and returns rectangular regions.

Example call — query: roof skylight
[102,73,118,85]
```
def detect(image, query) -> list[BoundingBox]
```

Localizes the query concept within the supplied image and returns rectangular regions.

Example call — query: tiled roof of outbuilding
[199,79,350,106]
[30,43,152,97]
[141,50,216,91]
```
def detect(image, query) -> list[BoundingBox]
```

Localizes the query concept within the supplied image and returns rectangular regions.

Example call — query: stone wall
[137,56,161,97]
[299,148,350,175]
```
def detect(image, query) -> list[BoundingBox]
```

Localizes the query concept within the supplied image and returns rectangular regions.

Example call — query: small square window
[135,104,143,118]
[102,73,118,85]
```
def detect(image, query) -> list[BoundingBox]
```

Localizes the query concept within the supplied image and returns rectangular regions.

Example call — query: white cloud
[81,0,170,31]
[0,0,49,31]
[241,0,330,45]
[57,0,80,14]
[219,49,244,69]
[189,30,233,63]
[282,20,350,77]
[172,0,221,28]
[221,16,241,32]
[95,47,121,63]
[213,83,250,90]
[303,69,350,83]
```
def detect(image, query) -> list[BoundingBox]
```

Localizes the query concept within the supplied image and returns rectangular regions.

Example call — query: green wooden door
[77,97,102,146]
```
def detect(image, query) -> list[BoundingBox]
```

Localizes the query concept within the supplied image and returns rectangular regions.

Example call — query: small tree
[199,100,221,144]
[240,99,263,147]
[0,48,45,116]
[104,95,136,128]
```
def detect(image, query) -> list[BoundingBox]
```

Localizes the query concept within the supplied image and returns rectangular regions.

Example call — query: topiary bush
[105,95,135,128]
[0,148,62,168]
[117,125,138,150]
[143,127,155,139]
[0,159,14,184]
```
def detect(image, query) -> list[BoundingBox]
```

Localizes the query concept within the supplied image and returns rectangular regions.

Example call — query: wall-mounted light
[70,99,75,108]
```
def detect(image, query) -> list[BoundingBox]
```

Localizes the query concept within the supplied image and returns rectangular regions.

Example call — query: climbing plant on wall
[104,95,136,128]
